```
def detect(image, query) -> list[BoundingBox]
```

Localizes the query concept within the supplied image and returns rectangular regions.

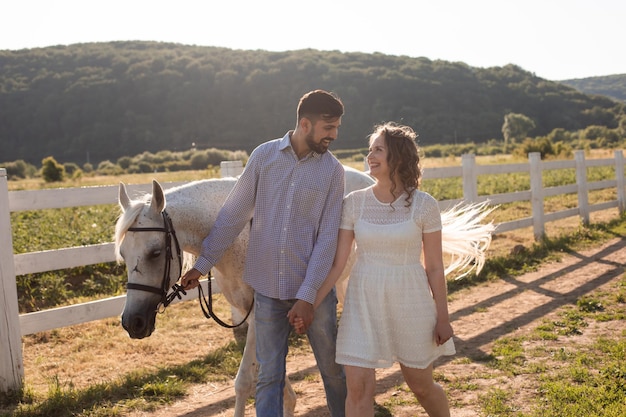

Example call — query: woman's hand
[435,319,454,346]
[287,300,313,335]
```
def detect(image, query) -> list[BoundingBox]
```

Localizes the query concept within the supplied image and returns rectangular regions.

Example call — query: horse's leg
[283,374,297,417]
[233,312,258,417]
[232,311,297,416]
[230,304,249,344]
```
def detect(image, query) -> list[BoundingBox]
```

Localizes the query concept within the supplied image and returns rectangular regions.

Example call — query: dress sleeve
[418,192,442,233]
[339,191,357,230]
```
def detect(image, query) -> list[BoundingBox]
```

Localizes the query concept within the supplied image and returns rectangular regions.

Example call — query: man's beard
[305,132,332,154]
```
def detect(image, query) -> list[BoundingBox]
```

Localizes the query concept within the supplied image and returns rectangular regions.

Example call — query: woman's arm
[423,229,454,345]
[313,228,355,308]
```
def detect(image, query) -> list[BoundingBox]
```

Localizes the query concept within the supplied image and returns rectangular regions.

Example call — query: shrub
[190,152,209,170]
[96,160,123,175]
[2,159,36,179]
[41,156,65,182]
[117,156,133,169]
[63,162,81,176]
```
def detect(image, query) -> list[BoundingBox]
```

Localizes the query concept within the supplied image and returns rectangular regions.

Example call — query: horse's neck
[165,181,233,256]
[167,204,214,257]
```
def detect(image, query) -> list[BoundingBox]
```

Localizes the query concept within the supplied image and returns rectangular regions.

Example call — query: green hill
[560,74,626,103]
[1,41,623,165]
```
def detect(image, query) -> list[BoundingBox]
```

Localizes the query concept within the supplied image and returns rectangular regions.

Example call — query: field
[2,152,625,416]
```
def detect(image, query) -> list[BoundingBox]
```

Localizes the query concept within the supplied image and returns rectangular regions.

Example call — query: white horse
[115,166,375,417]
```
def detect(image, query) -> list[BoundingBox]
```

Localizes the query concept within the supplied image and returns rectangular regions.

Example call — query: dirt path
[124,237,626,417]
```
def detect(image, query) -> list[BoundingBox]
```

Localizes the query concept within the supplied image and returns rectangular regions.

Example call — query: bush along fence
[2,151,626,392]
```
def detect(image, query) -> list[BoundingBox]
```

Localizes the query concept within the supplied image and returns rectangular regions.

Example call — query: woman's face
[366,133,389,180]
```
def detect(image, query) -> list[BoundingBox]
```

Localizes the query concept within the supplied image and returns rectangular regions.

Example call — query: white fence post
[220,160,244,178]
[575,150,590,226]
[0,168,24,393]
[461,154,478,202]
[529,152,545,240]
[615,150,625,213]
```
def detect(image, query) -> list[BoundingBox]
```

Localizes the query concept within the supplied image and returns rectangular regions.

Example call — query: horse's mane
[114,196,150,262]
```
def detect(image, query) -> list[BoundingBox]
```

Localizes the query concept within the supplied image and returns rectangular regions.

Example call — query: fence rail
[1,152,625,392]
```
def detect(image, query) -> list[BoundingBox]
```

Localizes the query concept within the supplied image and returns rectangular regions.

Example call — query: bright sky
[2,0,624,81]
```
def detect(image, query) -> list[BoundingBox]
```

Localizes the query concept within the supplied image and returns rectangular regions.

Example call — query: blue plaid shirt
[194,131,345,304]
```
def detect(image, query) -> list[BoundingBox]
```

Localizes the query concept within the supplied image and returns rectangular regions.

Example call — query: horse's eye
[149,250,161,259]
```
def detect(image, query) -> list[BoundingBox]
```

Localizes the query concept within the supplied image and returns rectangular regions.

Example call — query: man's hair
[297,90,344,122]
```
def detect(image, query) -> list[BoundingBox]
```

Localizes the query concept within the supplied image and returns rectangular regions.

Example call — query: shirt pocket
[293,186,326,224]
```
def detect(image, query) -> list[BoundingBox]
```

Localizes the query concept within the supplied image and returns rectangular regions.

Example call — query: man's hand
[287,300,314,334]
[180,268,202,290]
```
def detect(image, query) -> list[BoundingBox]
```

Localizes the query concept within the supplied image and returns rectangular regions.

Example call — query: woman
[290,121,457,416]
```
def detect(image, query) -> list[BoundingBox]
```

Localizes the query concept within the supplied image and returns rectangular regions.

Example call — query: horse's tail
[441,201,496,279]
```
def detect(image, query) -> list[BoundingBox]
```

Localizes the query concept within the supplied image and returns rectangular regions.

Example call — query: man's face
[305,117,341,154]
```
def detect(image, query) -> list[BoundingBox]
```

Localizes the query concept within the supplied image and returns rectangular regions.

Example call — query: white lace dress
[336,186,456,369]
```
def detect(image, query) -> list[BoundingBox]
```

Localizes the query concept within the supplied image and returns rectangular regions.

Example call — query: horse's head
[116,180,181,339]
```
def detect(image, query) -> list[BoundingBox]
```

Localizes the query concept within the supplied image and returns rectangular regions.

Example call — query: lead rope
[197,270,254,328]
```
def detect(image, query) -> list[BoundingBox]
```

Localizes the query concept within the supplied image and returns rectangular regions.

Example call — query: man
[181,90,347,416]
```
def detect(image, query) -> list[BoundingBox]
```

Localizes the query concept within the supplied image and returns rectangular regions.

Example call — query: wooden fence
[1,151,625,392]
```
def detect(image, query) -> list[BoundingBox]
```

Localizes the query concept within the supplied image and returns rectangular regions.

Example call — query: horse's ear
[150,180,166,213]
[119,182,131,212]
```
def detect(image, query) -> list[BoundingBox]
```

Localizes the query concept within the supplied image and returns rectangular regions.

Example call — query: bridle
[126,210,252,328]
[127,211,183,309]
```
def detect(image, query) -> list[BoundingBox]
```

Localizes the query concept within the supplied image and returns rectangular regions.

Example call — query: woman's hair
[370,122,422,206]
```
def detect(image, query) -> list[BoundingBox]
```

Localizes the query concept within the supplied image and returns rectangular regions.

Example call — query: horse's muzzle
[121,311,157,339]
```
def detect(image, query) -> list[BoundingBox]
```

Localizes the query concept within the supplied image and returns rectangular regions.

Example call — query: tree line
[6,118,625,183]
[1,41,625,170]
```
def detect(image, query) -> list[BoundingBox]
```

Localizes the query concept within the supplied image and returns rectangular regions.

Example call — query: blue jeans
[254,290,347,417]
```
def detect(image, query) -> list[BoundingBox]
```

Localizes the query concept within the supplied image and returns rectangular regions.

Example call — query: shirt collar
[278,131,293,151]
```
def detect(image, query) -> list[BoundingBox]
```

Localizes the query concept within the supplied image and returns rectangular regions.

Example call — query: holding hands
[287,300,313,335]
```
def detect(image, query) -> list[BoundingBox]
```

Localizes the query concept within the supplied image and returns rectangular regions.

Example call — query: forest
[561,74,626,103]
[0,41,625,168]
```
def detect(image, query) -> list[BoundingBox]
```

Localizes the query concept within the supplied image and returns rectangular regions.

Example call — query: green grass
[11,204,127,313]
[478,388,521,416]
[1,342,244,417]
[531,336,625,417]
[473,272,626,417]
